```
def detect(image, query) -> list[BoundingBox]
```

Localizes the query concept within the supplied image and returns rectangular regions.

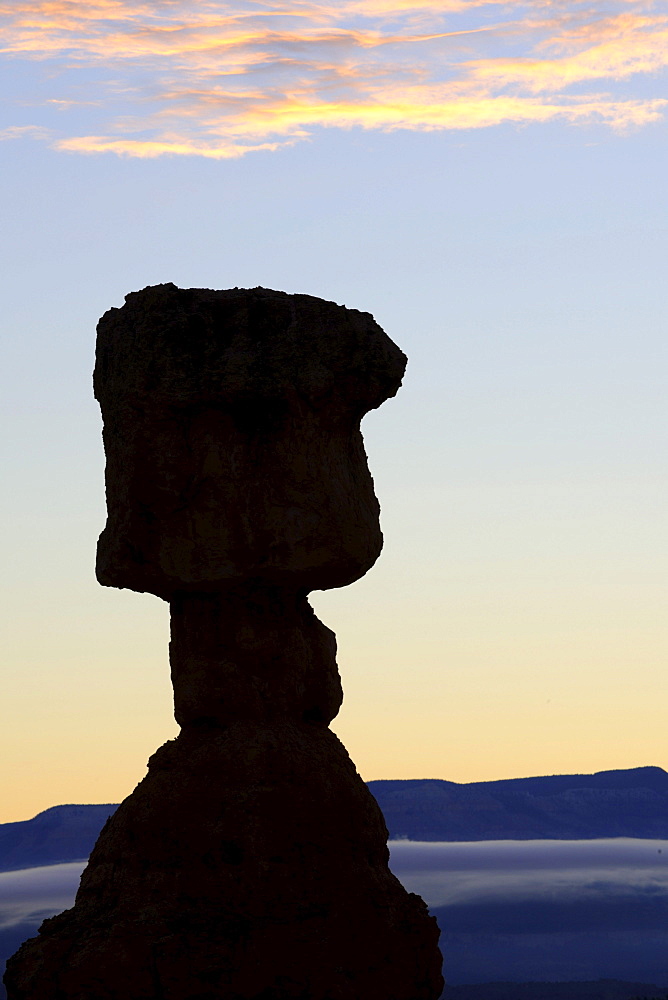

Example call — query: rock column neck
[169,588,343,729]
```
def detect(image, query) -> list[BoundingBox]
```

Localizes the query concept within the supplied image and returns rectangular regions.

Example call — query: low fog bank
[0,862,85,930]
[0,862,85,1000]
[390,840,668,985]
[389,839,668,908]
[2,843,668,994]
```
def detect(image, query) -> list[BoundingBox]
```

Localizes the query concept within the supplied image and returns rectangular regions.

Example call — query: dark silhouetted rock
[94,284,405,599]
[5,285,443,1000]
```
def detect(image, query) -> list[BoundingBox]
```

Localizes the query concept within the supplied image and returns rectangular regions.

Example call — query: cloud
[3,853,668,986]
[0,862,83,930]
[0,124,52,140]
[469,14,668,92]
[389,838,668,908]
[55,134,286,156]
[0,0,666,157]
[4,843,668,930]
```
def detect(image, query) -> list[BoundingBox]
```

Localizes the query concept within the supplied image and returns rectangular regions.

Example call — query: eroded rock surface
[94,284,405,598]
[4,285,443,1000]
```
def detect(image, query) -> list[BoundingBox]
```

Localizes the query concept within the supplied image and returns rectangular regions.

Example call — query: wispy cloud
[4,842,668,932]
[0,124,52,140]
[0,861,84,929]
[389,839,668,909]
[0,0,666,157]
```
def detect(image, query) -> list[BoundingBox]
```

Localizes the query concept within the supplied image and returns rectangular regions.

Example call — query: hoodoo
[5,284,444,1000]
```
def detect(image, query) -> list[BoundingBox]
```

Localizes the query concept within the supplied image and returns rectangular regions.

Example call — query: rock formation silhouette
[4,284,444,1000]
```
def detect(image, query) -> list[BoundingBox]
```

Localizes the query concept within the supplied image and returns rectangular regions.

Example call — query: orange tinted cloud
[470,14,668,92]
[56,134,286,156]
[0,0,665,156]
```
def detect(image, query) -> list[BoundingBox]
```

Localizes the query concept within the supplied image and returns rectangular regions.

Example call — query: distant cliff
[0,805,116,872]
[3,767,668,872]
[369,766,668,841]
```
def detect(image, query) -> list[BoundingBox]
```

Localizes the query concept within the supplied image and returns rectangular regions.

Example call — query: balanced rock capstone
[4,284,444,1000]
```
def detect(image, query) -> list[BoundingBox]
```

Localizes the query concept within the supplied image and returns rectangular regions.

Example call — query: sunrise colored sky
[3,0,667,154]
[1,0,666,822]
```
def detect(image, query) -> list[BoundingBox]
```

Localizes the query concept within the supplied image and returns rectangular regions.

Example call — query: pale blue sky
[1,0,667,821]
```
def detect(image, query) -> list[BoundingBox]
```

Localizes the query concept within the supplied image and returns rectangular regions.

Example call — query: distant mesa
[0,805,117,873]
[2,767,668,874]
[370,765,668,842]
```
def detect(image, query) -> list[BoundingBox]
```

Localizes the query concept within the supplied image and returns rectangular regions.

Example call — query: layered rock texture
[4,284,443,1000]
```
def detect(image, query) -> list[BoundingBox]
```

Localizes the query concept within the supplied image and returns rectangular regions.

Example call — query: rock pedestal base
[5,723,443,1000]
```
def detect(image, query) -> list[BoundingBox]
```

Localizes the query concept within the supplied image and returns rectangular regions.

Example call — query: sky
[1,0,667,823]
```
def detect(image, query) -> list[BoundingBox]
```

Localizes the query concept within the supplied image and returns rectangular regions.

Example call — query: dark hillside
[442,981,668,1000]
[369,767,668,840]
[3,767,668,874]
[0,804,116,872]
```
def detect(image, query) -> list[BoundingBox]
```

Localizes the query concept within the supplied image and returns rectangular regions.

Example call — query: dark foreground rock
[2,979,666,1000]
[5,285,443,1000]
[7,725,439,999]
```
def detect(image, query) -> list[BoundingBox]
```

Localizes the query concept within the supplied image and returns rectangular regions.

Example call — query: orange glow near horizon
[0,0,666,157]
